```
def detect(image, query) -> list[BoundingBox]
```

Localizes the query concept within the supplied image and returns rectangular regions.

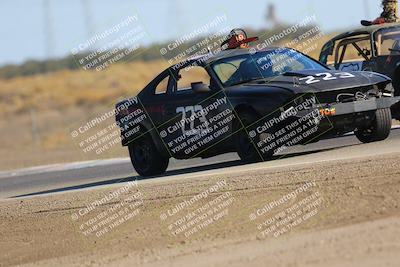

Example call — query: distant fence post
[30,108,40,146]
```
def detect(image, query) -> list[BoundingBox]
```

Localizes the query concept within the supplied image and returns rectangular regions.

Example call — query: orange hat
[221,29,259,50]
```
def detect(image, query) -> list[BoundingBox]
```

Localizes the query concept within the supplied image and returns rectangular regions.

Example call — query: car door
[159,65,229,158]
[139,69,175,128]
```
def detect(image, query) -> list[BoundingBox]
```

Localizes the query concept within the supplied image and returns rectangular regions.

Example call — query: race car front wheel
[234,111,264,163]
[355,108,392,143]
[128,134,169,177]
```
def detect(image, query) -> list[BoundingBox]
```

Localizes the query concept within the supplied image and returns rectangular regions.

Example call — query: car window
[320,40,338,66]
[268,52,306,73]
[213,59,246,84]
[175,66,210,91]
[375,28,400,56]
[212,49,326,87]
[155,75,169,94]
[336,35,371,64]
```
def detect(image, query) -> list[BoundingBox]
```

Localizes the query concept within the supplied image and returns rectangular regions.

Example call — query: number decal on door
[176,105,209,136]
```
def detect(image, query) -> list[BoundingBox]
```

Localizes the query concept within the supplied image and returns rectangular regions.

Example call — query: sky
[0,0,383,66]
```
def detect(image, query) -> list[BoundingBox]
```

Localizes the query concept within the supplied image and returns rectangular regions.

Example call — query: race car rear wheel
[234,112,264,163]
[355,108,392,143]
[128,134,169,177]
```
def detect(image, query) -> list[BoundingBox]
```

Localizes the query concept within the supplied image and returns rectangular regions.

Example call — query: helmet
[221,28,258,50]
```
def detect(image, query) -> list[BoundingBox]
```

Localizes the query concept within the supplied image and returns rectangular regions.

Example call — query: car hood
[227,70,391,95]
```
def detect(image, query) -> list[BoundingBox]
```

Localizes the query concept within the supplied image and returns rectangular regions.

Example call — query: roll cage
[320,24,400,66]
[320,31,375,67]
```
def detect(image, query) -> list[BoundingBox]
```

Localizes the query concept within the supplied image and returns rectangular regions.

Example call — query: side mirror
[192,82,210,93]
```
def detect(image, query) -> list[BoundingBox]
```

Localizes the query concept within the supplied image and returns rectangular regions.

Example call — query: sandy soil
[1,152,400,267]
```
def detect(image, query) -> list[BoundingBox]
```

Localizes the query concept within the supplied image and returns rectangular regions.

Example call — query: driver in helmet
[221,28,258,50]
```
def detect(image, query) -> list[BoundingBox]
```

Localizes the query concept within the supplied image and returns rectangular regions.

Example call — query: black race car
[116,47,399,176]
[319,22,400,119]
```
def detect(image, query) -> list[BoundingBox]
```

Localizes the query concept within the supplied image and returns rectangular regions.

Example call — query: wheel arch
[232,104,261,130]
[123,121,170,158]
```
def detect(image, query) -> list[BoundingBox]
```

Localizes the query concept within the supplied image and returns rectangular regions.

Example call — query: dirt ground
[1,152,400,267]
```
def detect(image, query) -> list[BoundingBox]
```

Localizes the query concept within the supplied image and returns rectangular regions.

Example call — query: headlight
[383,83,394,93]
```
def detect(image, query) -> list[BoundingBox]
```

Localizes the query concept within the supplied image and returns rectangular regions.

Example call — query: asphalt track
[1,127,399,199]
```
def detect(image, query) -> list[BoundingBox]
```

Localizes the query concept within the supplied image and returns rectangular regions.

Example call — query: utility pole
[30,109,40,146]
[381,0,399,22]
[266,4,279,28]
[82,0,94,39]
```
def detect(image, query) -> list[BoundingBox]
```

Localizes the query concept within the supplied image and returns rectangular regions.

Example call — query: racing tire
[355,108,392,143]
[128,134,169,177]
[234,111,265,163]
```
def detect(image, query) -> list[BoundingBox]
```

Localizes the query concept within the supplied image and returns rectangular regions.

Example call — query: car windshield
[212,49,326,86]
[375,27,400,56]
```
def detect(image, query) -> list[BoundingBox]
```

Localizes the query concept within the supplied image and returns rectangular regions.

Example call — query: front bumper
[322,97,400,116]
[298,96,400,118]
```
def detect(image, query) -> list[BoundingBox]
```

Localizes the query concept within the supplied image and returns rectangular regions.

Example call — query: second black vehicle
[319,22,400,119]
[116,48,399,176]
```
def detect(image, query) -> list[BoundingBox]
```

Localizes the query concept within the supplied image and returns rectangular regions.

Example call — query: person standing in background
[381,0,399,22]
[362,0,399,25]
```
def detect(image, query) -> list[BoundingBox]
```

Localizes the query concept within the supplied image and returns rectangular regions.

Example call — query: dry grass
[0,60,170,116]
